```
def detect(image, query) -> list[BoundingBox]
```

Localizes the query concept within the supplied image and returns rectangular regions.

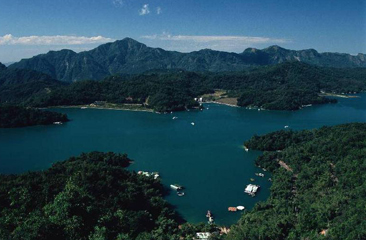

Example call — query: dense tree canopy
[229,123,366,240]
[0,152,184,240]
[19,62,366,111]
[0,105,68,128]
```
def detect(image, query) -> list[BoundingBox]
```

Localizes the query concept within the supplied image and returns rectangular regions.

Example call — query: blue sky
[0,0,365,62]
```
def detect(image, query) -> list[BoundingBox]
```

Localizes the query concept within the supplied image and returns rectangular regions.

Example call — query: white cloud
[112,0,124,7]
[156,7,162,15]
[0,34,115,45]
[140,32,291,53]
[139,4,150,15]
[141,33,290,44]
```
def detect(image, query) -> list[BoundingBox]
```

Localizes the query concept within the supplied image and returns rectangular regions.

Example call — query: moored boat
[170,184,183,190]
[236,206,245,211]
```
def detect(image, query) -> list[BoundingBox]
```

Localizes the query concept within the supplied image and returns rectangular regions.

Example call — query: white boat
[284,125,289,128]
[244,146,249,152]
[172,116,178,120]
[191,122,195,126]
[177,192,185,197]
[81,107,87,109]
[236,206,245,211]
[170,184,183,190]
[255,173,265,177]
[138,171,160,180]
[53,122,63,125]
[244,184,260,197]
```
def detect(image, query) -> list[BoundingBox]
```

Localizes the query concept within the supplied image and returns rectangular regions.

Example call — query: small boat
[177,192,185,197]
[268,178,272,182]
[244,184,260,197]
[284,125,289,129]
[170,184,183,190]
[237,206,245,211]
[53,122,63,125]
[228,207,237,212]
[250,178,255,182]
[206,210,212,218]
[208,216,214,224]
[244,146,249,152]
[191,122,195,126]
[172,116,178,120]
[81,107,87,109]
[255,173,264,177]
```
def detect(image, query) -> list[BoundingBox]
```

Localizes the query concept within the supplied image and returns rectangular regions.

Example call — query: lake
[1,95,366,225]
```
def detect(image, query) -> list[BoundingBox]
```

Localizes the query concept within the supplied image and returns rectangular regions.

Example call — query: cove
[1,94,365,225]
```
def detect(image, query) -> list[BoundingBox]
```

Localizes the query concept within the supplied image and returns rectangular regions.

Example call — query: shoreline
[206,101,239,108]
[46,104,154,113]
[320,93,360,98]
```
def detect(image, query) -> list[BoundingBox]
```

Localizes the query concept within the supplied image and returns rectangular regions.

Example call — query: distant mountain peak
[264,45,288,52]
[8,37,366,82]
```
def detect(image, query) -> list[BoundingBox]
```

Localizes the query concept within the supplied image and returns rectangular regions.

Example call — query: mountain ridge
[9,38,366,82]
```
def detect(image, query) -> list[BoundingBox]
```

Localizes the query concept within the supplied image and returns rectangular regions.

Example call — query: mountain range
[8,38,366,82]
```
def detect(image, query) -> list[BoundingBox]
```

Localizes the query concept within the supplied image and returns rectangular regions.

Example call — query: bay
[0,94,365,225]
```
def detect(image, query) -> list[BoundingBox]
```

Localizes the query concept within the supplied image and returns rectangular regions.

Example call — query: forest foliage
[20,62,366,111]
[0,105,68,128]
[229,123,366,240]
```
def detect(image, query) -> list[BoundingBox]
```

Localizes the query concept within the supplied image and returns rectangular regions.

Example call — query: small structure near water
[195,232,211,240]
[244,184,260,197]
[137,171,160,180]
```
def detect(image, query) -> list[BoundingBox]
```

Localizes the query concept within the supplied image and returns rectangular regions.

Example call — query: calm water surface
[1,94,366,225]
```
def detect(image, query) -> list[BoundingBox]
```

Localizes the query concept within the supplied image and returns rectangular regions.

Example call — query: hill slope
[10,38,366,82]
[0,63,64,104]
[228,123,366,240]
[27,62,366,111]
[0,152,182,240]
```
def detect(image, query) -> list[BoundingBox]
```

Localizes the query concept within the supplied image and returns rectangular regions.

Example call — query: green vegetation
[2,60,366,111]
[0,63,64,105]
[26,62,366,111]
[0,151,228,239]
[9,38,366,82]
[228,123,366,240]
[0,105,68,128]
[0,152,182,240]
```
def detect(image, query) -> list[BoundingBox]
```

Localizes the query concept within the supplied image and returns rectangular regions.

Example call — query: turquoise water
[1,95,366,225]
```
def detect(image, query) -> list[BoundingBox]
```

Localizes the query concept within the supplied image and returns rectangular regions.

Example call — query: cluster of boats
[138,172,185,197]
[228,206,245,212]
[170,184,185,197]
[137,171,160,180]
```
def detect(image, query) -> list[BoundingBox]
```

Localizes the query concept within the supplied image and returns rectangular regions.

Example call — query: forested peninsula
[228,123,366,240]
[0,105,68,128]
[0,152,223,240]
[4,62,365,112]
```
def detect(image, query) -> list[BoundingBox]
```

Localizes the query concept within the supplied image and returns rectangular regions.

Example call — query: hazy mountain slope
[9,38,366,82]
[0,63,64,104]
